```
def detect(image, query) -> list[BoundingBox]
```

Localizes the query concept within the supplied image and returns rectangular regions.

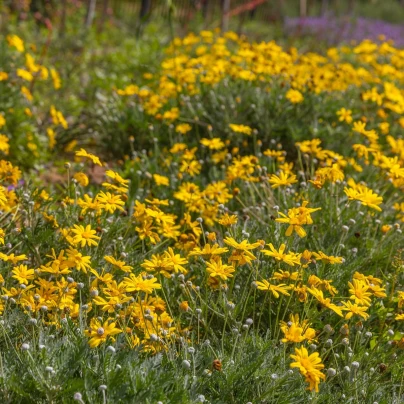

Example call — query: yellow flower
[352,120,367,135]
[93,295,131,313]
[50,68,61,89]
[175,123,192,134]
[312,251,343,265]
[308,275,338,296]
[153,174,170,186]
[179,301,190,312]
[43,212,59,228]
[262,243,300,266]
[105,170,129,187]
[85,319,122,348]
[272,270,300,282]
[255,279,290,298]
[71,224,101,247]
[206,258,235,281]
[104,256,133,272]
[78,194,102,215]
[229,124,252,135]
[141,254,174,278]
[0,253,27,265]
[368,284,387,298]
[344,184,383,211]
[17,69,33,82]
[307,287,343,317]
[218,213,238,226]
[263,149,286,162]
[66,247,92,273]
[342,301,369,320]
[268,171,298,188]
[336,107,353,124]
[162,107,179,121]
[7,34,24,52]
[116,84,139,96]
[50,106,68,129]
[123,273,161,293]
[180,159,201,177]
[348,279,372,306]
[0,135,10,155]
[200,138,225,150]
[74,172,89,187]
[290,347,325,392]
[286,89,304,104]
[96,191,125,213]
[280,314,316,343]
[163,247,188,273]
[188,244,228,260]
[75,148,102,166]
[276,201,321,238]
[21,86,33,101]
[12,265,35,284]
[223,237,261,265]
[315,164,344,183]
[47,128,56,149]
[381,224,391,233]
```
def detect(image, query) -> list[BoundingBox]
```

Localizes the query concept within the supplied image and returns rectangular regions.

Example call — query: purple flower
[284,16,404,47]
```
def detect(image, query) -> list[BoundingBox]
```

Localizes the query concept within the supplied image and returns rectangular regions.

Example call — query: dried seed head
[212,359,222,371]
[340,324,349,336]
[378,363,387,373]
[342,338,349,346]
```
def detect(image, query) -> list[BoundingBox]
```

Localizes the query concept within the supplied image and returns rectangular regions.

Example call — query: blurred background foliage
[0,0,403,165]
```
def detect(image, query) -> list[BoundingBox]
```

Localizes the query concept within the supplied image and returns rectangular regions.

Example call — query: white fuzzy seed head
[73,392,82,401]
[182,360,191,370]
[327,368,336,377]
[106,346,116,354]
[21,343,30,351]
